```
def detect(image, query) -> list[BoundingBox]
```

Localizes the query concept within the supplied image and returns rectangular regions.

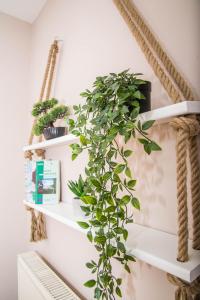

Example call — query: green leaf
[114,164,125,174]
[111,184,118,194]
[125,254,136,262]
[116,278,122,285]
[131,197,140,210]
[138,138,148,145]
[90,178,101,189]
[133,90,145,99]
[124,131,131,143]
[127,180,137,188]
[87,230,93,242]
[113,173,121,183]
[77,221,89,229]
[106,244,116,257]
[117,242,126,253]
[125,264,131,273]
[72,153,78,160]
[94,236,106,245]
[116,286,122,297]
[105,206,115,213]
[84,280,96,288]
[80,135,89,145]
[94,287,102,299]
[86,262,94,269]
[90,220,101,227]
[80,206,90,213]
[81,195,97,205]
[130,107,140,119]
[150,141,162,151]
[142,120,155,130]
[124,150,132,157]
[144,143,151,155]
[103,172,112,182]
[123,229,128,241]
[106,196,114,206]
[96,209,102,221]
[121,195,131,205]
[107,149,115,160]
[125,167,132,178]
[114,227,124,234]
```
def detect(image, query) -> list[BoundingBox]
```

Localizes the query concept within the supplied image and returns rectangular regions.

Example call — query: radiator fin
[18,252,82,300]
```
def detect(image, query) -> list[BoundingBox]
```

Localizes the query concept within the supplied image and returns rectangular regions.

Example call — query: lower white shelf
[24,200,200,283]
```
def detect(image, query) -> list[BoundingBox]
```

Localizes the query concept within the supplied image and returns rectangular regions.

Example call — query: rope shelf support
[25,40,59,242]
[113,0,200,298]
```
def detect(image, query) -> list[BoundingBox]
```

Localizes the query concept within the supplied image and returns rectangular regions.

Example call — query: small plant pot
[138,81,151,113]
[43,127,67,140]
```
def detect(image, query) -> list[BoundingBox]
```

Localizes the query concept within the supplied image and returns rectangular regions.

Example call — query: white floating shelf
[23,200,86,233]
[23,101,200,152]
[139,100,200,123]
[23,134,78,152]
[126,224,200,283]
[24,200,200,283]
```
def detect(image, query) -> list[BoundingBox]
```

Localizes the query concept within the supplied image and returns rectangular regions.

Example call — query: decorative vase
[43,127,67,140]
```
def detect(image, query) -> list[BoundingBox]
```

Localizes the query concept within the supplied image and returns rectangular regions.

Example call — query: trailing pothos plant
[68,70,161,300]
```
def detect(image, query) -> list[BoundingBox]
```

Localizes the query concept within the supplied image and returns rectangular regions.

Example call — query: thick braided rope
[113,0,182,102]
[28,40,59,145]
[170,118,189,261]
[113,0,200,260]
[35,149,46,159]
[45,41,59,100]
[37,212,47,240]
[167,273,200,299]
[34,148,47,241]
[170,117,200,261]
[122,0,194,101]
[25,41,59,242]
[24,150,33,160]
[26,207,38,242]
[189,135,200,250]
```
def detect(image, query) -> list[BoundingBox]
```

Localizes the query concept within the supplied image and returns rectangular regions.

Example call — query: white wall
[0,12,31,300]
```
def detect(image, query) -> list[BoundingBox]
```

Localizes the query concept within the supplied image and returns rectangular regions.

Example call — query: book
[25,160,60,204]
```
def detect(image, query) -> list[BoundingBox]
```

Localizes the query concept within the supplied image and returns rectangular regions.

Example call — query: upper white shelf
[23,134,78,152]
[23,101,200,152]
[139,100,200,123]
[24,200,200,283]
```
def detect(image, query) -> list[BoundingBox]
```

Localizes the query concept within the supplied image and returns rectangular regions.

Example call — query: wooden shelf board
[24,200,200,283]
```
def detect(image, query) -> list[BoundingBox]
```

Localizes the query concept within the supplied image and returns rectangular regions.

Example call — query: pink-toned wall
[0,12,31,300]
[27,1,200,299]
[5,0,198,299]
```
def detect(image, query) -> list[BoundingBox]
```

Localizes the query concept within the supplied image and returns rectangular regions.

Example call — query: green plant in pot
[68,70,161,299]
[32,98,68,140]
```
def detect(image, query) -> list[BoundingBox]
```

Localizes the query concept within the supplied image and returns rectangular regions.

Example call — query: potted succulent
[68,70,161,299]
[32,98,68,140]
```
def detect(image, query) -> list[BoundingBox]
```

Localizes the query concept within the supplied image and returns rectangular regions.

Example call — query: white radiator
[18,252,82,300]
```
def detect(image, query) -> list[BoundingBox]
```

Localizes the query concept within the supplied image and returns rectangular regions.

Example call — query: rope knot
[24,150,33,160]
[35,148,46,159]
[170,117,200,137]
[167,274,200,299]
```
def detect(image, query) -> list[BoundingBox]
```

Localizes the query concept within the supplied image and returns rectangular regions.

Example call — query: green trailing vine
[68,70,161,300]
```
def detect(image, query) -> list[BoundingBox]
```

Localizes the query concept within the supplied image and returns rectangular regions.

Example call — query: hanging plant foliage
[68,70,161,299]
